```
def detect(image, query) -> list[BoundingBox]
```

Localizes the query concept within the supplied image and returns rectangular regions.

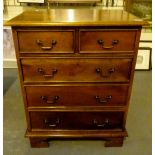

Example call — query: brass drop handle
[95,95,112,103]
[38,68,58,78]
[93,119,109,127]
[41,95,59,104]
[36,39,57,50]
[97,39,119,49]
[44,118,60,127]
[96,68,115,78]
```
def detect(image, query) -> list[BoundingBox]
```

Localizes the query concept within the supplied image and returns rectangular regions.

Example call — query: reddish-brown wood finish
[29,137,49,148]
[30,111,124,130]
[25,85,129,107]
[18,30,75,53]
[80,30,137,52]
[7,9,145,148]
[104,137,124,147]
[21,58,133,83]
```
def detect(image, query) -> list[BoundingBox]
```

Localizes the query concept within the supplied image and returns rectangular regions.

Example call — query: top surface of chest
[4,8,147,27]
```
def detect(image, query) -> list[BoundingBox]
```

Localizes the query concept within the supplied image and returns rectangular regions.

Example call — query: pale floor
[3,69,152,155]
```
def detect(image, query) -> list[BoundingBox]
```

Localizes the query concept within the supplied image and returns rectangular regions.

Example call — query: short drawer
[30,111,124,130]
[21,58,132,83]
[17,30,75,53]
[80,30,137,53]
[25,85,129,107]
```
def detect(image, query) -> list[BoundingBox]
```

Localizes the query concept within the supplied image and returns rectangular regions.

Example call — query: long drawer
[80,30,137,53]
[17,30,75,53]
[25,85,129,107]
[21,58,132,83]
[30,111,124,130]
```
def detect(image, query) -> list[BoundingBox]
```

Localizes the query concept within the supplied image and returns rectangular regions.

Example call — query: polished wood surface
[80,29,137,52]
[21,58,132,83]
[10,9,143,147]
[30,111,124,130]
[17,29,138,53]
[5,9,147,26]
[18,30,75,53]
[25,85,129,107]
[28,130,128,147]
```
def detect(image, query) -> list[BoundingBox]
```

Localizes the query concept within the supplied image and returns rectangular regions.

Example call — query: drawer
[80,30,137,53]
[21,58,132,83]
[17,30,75,53]
[25,85,129,107]
[30,111,124,130]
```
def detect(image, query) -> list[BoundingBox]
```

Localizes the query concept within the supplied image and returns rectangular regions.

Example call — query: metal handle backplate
[38,68,58,78]
[93,119,109,127]
[44,118,60,127]
[97,39,119,49]
[41,96,59,104]
[95,95,112,104]
[96,68,115,78]
[36,39,57,50]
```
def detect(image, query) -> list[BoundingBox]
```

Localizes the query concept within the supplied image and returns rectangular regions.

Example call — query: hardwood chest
[5,9,147,147]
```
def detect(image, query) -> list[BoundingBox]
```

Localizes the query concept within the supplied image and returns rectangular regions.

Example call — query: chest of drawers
[5,9,147,147]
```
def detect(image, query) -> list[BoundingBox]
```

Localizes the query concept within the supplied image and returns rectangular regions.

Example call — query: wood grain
[9,9,143,147]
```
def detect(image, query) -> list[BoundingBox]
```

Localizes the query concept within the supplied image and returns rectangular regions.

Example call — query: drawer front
[26,85,129,107]
[80,30,137,53]
[21,58,132,83]
[30,111,124,130]
[17,31,75,53]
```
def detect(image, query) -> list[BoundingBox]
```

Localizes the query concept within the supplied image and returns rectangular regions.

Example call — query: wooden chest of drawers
[5,9,147,147]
